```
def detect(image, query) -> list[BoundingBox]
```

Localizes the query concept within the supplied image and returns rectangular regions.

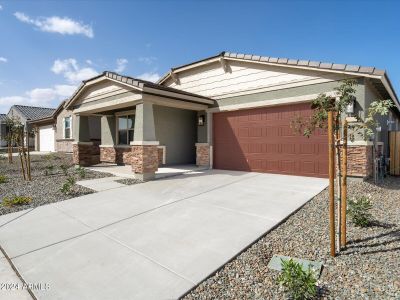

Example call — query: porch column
[72,115,99,166]
[100,115,117,164]
[195,111,211,167]
[33,126,40,151]
[131,102,159,181]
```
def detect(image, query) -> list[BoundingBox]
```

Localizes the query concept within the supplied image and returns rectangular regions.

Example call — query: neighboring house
[7,105,56,149]
[0,114,7,147]
[34,51,400,181]
[29,101,100,152]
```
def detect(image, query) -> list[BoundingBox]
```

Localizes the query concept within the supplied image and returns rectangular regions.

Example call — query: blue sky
[0,0,399,113]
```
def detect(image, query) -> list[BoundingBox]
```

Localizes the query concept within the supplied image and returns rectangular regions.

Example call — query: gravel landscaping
[183,177,400,300]
[115,178,143,185]
[0,153,113,215]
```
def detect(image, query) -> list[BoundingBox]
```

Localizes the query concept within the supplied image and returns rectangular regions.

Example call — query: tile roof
[12,105,56,121]
[103,71,212,99]
[159,51,387,83]
[66,71,213,109]
[0,114,7,122]
[223,51,385,75]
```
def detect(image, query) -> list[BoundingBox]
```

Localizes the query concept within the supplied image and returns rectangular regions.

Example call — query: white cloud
[0,84,77,114]
[0,57,7,63]
[14,12,94,38]
[138,56,157,65]
[51,58,98,83]
[115,58,128,73]
[86,59,93,65]
[137,72,161,82]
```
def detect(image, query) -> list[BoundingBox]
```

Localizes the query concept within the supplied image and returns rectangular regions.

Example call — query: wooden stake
[328,111,336,257]
[26,131,32,181]
[341,119,348,247]
[335,116,342,252]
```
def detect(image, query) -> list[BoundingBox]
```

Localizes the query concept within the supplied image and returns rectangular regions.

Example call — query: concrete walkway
[0,253,31,300]
[0,170,328,300]
[77,177,126,192]
[87,164,208,179]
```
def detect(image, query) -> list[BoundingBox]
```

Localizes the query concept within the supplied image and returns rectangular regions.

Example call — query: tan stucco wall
[55,108,75,152]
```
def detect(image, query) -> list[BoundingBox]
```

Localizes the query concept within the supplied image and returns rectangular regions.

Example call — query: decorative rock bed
[183,177,400,299]
[0,153,113,215]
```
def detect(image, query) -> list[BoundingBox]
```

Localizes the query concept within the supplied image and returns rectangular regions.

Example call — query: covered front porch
[66,72,214,180]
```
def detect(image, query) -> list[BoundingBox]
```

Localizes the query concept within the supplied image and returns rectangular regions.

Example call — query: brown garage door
[213,103,328,178]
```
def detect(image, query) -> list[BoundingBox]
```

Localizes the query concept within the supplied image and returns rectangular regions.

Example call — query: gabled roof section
[11,105,56,121]
[158,51,385,83]
[65,71,214,109]
[158,51,399,110]
[0,114,7,122]
[28,100,67,125]
[222,52,385,76]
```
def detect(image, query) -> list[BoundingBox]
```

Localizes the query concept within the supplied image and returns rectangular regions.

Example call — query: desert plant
[60,164,69,176]
[43,153,60,162]
[60,176,76,195]
[347,196,373,227]
[44,164,55,176]
[75,166,86,179]
[67,175,76,185]
[277,259,317,300]
[2,196,32,207]
[0,175,7,184]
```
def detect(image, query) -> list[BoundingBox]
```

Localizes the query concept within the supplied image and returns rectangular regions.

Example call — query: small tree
[291,79,393,253]
[5,117,18,164]
[6,117,32,181]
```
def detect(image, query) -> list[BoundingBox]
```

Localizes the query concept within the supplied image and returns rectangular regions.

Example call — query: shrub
[347,196,373,227]
[2,196,32,207]
[0,175,7,184]
[60,164,69,176]
[61,176,76,195]
[75,166,86,179]
[277,259,317,300]
[44,165,55,176]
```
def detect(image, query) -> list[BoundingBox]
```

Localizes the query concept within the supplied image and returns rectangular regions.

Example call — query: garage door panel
[300,161,317,174]
[213,103,328,178]
[299,144,316,154]
[39,125,55,152]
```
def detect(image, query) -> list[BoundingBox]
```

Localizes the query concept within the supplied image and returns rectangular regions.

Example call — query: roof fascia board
[158,57,221,84]
[381,75,400,110]
[28,117,54,125]
[143,94,208,111]
[158,55,383,86]
[65,76,143,110]
[224,57,383,80]
[143,87,214,105]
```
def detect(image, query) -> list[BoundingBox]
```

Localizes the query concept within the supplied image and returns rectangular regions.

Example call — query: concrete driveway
[0,170,327,300]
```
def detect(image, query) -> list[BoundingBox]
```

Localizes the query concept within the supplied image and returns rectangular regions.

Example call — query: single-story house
[33,51,400,181]
[6,105,56,149]
[0,114,7,147]
[29,101,100,152]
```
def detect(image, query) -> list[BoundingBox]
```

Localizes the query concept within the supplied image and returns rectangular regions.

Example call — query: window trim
[115,111,136,145]
[63,116,72,139]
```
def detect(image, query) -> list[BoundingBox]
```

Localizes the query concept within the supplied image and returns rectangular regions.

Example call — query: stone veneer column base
[347,145,373,178]
[131,143,159,181]
[100,146,133,165]
[73,142,100,166]
[196,143,210,167]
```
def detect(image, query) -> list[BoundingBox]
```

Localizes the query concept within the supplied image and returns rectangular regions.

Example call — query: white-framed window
[64,116,72,139]
[117,114,135,145]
